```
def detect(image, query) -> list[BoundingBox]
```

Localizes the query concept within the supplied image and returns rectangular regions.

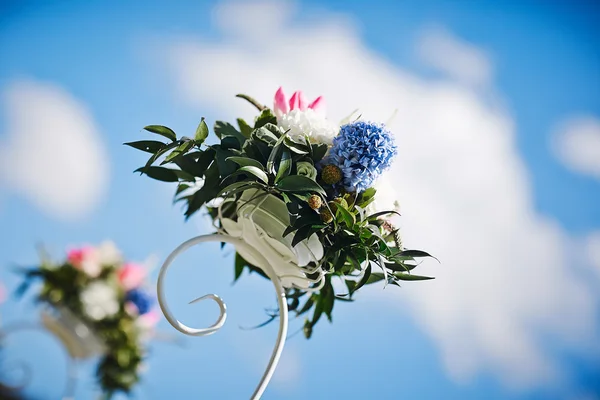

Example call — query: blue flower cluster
[326,121,397,192]
[126,288,154,315]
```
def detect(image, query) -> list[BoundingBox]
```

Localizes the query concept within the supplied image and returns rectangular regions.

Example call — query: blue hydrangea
[126,288,154,315]
[325,121,397,192]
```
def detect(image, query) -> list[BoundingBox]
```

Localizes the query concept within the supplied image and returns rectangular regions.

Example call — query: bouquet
[127,87,435,338]
[16,242,158,397]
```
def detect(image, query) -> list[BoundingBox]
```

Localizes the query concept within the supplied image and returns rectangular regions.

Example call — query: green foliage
[16,259,147,398]
[195,118,209,144]
[126,93,436,340]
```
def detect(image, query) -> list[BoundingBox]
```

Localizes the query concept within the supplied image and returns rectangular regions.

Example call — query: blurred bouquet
[127,87,435,338]
[16,242,158,397]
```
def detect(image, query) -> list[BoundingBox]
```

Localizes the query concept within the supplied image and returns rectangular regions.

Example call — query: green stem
[236,94,266,111]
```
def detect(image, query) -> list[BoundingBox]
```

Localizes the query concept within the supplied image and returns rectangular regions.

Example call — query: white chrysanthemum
[80,281,119,321]
[278,109,339,145]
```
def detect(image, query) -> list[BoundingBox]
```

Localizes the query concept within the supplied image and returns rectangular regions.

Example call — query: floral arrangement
[16,242,158,397]
[126,87,435,338]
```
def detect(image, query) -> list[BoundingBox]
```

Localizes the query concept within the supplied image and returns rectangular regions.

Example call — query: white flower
[96,241,122,266]
[278,109,339,145]
[79,251,103,278]
[80,282,119,321]
[221,189,324,289]
[69,241,122,278]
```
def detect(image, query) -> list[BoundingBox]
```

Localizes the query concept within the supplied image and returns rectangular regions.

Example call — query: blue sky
[0,0,599,399]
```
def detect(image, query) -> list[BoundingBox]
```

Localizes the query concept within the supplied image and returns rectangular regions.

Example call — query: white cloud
[417,26,493,87]
[552,116,600,179]
[0,79,109,220]
[155,0,599,390]
[585,231,600,278]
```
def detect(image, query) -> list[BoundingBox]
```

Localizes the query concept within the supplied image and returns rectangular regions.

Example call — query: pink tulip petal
[308,96,326,114]
[289,91,300,110]
[297,91,307,110]
[273,86,288,117]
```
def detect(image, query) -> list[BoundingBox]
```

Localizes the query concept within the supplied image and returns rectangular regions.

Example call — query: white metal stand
[156,234,289,400]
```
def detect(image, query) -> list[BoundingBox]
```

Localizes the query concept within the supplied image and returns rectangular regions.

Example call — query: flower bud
[320,208,334,223]
[308,194,322,210]
[321,165,342,185]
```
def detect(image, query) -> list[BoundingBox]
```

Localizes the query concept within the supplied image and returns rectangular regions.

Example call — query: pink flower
[138,309,160,328]
[67,246,103,277]
[118,263,146,291]
[273,87,325,118]
[67,246,93,266]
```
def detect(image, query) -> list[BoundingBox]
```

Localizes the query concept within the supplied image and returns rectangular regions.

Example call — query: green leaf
[366,272,386,284]
[135,166,179,182]
[359,187,376,202]
[367,210,402,220]
[225,156,265,170]
[161,140,194,165]
[221,135,241,150]
[311,143,329,163]
[275,175,326,195]
[275,149,292,183]
[352,264,372,293]
[336,204,356,227]
[266,130,288,175]
[253,126,279,145]
[214,121,246,146]
[237,118,253,138]
[291,224,312,247]
[282,224,298,238]
[175,183,191,196]
[234,253,246,282]
[398,250,438,262]
[141,140,181,170]
[214,146,238,178]
[124,140,165,154]
[311,297,324,327]
[185,163,220,218]
[333,251,347,272]
[144,125,177,142]
[217,181,257,198]
[174,169,196,182]
[347,253,362,272]
[344,279,357,296]
[296,296,315,317]
[196,148,216,172]
[195,118,209,144]
[384,262,411,272]
[283,136,310,154]
[263,123,283,138]
[394,273,435,281]
[254,109,277,129]
[238,166,269,184]
[322,279,335,322]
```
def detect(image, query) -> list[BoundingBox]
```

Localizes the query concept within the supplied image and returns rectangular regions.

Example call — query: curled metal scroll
[0,322,78,400]
[157,234,288,400]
